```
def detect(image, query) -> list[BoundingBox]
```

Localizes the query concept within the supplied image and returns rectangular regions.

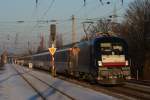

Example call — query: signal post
[49,24,57,77]
[48,44,56,77]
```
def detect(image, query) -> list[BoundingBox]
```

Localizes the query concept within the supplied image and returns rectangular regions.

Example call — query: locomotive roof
[93,35,127,44]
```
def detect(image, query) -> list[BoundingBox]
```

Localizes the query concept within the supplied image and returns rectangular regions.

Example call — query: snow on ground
[0,64,42,100]
[15,64,118,100]
[0,64,119,100]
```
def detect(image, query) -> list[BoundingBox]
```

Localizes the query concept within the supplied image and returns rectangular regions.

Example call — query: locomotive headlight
[125,60,128,66]
[98,61,102,66]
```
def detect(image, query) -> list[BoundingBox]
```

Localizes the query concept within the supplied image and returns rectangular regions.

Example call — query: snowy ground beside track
[0,64,119,100]
[0,64,42,100]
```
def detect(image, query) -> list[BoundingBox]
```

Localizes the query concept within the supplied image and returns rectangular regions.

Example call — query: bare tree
[123,0,150,79]
[37,34,46,53]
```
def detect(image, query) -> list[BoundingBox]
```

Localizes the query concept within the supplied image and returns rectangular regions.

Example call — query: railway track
[60,78,135,100]
[16,66,150,100]
[127,79,150,86]
[12,65,45,100]
[13,65,75,100]
[57,74,150,100]
[108,84,150,100]
[118,80,150,100]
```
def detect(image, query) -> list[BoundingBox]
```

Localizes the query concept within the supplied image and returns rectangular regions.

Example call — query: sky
[0,0,133,54]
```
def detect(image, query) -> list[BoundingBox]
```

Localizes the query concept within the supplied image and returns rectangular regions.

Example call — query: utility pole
[111,2,118,33]
[49,24,57,77]
[49,24,56,47]
[113,2,117,23]
[28,41,30,50]
[40,33,45,50]
[72,15,76,44]
[14,33,18,52]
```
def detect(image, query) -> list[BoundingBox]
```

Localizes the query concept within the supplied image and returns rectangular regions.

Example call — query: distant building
[1,50,8,65]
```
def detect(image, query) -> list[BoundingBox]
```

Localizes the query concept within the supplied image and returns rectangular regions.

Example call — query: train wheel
[74,71,80,78]
[88,74,96,84]
[84,74,89,81]
[78,72,83,80]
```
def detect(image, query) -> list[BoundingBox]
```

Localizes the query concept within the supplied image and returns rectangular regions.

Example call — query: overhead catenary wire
[0,0,124,30]
[41,0,56,18]
[0,0,129,54]
[30,0,56,34]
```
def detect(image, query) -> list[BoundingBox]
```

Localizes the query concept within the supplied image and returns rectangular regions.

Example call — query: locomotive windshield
[100,43,123,55]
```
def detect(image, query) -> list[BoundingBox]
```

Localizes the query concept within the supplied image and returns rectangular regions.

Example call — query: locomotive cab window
[100,42,124,55]
[112,43,123,55]
[100,43,112,55]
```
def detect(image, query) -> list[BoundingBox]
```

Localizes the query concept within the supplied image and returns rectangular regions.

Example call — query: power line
[41,0,55,18]
[10,0,126,39]
[30,0,56,34]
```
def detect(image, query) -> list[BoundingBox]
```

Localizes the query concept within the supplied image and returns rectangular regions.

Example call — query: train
[18,35,131,84]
